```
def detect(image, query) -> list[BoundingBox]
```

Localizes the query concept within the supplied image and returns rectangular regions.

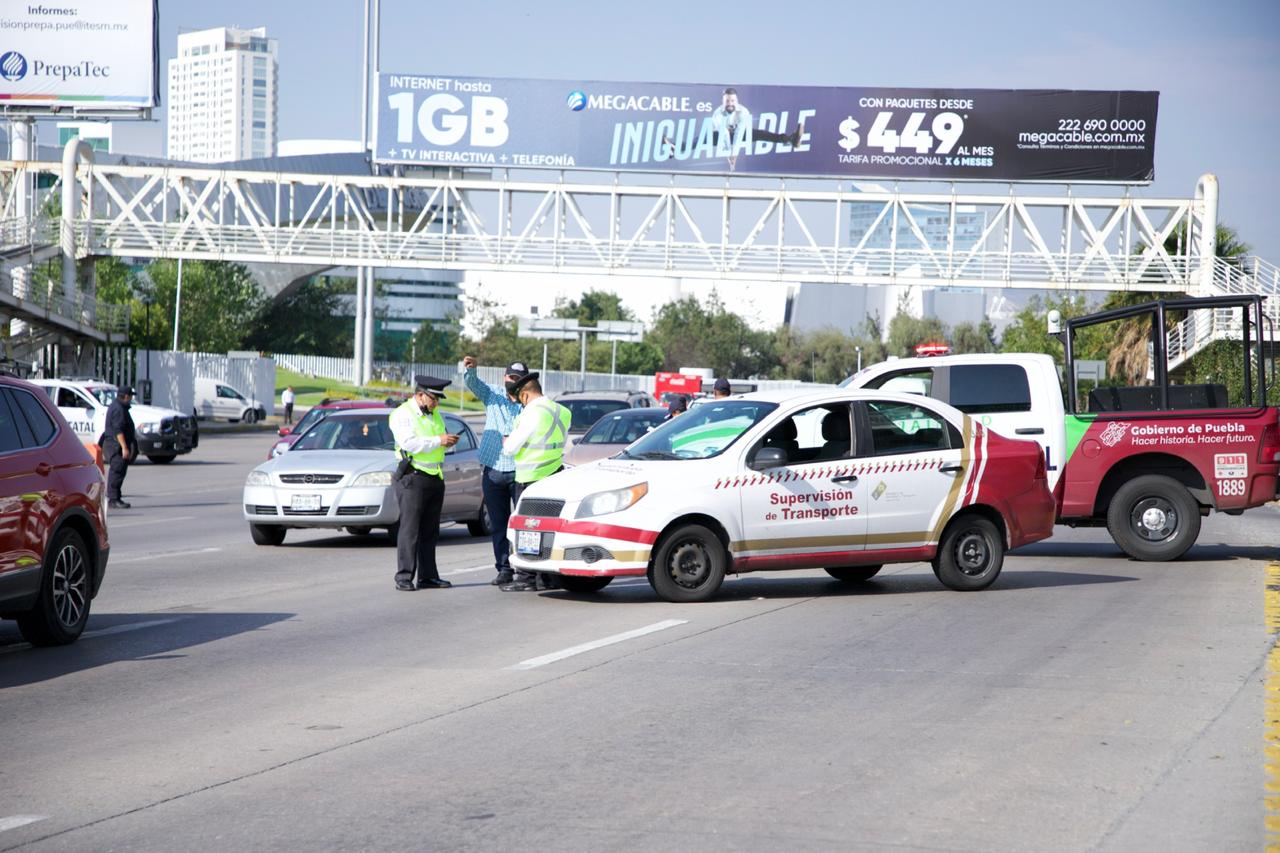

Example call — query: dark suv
[0,374,110,645]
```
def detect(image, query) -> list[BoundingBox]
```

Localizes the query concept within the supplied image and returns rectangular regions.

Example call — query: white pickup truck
[843,296,1280,561]
[32,378,199,464]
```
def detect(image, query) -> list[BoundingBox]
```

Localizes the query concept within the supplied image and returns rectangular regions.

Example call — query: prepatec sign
[0,0,159,113]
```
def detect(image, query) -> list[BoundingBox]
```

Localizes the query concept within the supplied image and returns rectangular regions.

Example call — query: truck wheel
[17,528,93,646]
[249,524,286,546]
[147,454,177,464]
[558,576,614,594]
[1106,475,1201,561]
[649,523,726,602]
[932,515,1004,591]
[825,565,882,582]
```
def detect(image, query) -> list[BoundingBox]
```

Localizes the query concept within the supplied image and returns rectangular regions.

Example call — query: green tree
[552,290,634,324]
[408,319,462,364]
[648,293,774,377]
[141,259,266,353]
[950,319,998,354]
[246,278,353,356]
[886,310,948,358]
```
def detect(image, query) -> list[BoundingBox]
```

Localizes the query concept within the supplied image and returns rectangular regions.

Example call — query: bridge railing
[3,265,131,336]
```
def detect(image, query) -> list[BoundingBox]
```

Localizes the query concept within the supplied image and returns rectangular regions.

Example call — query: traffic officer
[388,375,458,591]
[101,385,137,510]
[712,377,732,399]
[499,367,572,592]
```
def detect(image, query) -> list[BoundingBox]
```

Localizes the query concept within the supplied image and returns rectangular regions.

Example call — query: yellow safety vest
[393,400,446,477]
[513,399,572,484]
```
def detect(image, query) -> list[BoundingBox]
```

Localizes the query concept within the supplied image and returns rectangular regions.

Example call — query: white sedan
[243,408,488,546]
[508,389,1056,602]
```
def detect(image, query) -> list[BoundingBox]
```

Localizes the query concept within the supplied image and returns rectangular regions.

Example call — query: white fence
[274,352,812,398]
[137,350,276,417]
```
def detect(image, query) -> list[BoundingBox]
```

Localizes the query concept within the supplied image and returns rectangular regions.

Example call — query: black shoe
[417,578,452,589]
[109,499,131,509]
[491,570,514,586]
[395,580,416,591]
[500,580,538,592]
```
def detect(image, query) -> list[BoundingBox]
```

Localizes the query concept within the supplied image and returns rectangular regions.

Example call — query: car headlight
[575,482,648,518]
[137,422,159,433]
[245,470,270,486]
[352,471,392,487]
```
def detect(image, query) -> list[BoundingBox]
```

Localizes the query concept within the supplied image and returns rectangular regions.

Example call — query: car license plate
[516,530,542,555]
[291,494,322,511]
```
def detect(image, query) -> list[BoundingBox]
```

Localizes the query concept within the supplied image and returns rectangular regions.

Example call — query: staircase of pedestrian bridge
[3,157,1277,359]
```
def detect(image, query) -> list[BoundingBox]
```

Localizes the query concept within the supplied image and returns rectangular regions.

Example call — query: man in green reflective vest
[388,375,458,592]
[500,366,572,592]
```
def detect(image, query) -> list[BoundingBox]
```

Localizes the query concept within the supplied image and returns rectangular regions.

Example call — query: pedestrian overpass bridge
[2,153,1276,369]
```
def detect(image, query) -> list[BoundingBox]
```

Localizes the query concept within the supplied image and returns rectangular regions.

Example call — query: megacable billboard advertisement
[375,74,1158,183]
[0,0,159,112]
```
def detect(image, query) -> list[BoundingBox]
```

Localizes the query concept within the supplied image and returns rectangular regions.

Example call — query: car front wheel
[932,515,1004,591]
[147,454,177,464]
[825,565,882,582]
[649,523,727,603]
[17,528,93,646]
[250,524,286,546]
[242,409,258,425]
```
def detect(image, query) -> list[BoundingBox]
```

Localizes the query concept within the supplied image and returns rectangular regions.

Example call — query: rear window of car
[8,387,58,445]
[560,399,630,431]
[0,390,26,453]
[949,365,1032,414]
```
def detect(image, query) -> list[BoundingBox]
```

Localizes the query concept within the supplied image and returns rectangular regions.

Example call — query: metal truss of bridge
[2,156,1278,363]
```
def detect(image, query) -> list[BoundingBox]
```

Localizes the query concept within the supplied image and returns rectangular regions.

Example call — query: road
[1,432,1276,851]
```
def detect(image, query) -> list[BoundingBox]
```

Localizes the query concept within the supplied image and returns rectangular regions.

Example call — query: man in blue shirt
[463,355,524,586]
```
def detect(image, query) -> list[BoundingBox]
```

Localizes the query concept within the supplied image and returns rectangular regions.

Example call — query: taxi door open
[854,398,966,559]
[736,403,868,570]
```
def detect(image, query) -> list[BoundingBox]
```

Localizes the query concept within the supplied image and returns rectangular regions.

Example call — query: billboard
[0,0,159,113]
[375,74,1158,183]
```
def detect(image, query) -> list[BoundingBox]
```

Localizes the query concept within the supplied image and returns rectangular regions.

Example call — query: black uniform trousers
[101,437,130,501]
[394,469,445,586]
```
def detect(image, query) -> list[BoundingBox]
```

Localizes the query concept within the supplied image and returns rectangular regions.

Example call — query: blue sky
[116,0,1280,261]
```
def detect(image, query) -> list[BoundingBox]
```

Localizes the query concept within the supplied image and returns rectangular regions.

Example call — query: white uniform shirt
[502,396,559,457]
[281,388,295,405]
[388,403,445,453]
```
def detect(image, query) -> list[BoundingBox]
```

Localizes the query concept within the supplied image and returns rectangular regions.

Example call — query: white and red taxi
[508,389,1056,602]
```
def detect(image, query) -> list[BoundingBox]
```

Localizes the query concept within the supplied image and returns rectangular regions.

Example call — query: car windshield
[291,407,328,436]
[620,401,777,460]
[559,398,630,431]
[89,387,117,405]
[581,410,667,445]
[292,414,395,451]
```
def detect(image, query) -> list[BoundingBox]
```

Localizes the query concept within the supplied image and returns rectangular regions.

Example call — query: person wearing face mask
[462,356,524,587]
[388,375,459,592]
[499,366,573,592]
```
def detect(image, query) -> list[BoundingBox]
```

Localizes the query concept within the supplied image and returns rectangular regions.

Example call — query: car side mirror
[750,447,787,470]
[278,426,290,436]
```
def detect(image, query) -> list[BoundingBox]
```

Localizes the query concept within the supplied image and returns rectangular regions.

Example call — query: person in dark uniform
[387,375,458,591]
[100,385,138,510]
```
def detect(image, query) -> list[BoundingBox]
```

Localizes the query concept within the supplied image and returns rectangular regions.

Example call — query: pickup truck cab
[843,296,1280,561]
[32,378,199,464]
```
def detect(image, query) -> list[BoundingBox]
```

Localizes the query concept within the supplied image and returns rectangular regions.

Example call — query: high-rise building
[166,26,278,163]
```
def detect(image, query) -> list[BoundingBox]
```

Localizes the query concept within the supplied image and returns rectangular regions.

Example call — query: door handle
[35,462,52,476]
[940,464,964,474]
[1015,427,1045,435]
[830,475,858,484]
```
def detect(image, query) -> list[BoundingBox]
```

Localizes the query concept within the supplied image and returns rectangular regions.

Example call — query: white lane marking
[0,618,181,655]
[508,619,688,671]
[442,565,495,577]
[109,515,196,529]
[81,618,180,640]
[112,547,221,565]
[0,815,48,833]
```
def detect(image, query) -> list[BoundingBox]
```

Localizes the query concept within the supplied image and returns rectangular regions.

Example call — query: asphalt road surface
[2,432,1277,851]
